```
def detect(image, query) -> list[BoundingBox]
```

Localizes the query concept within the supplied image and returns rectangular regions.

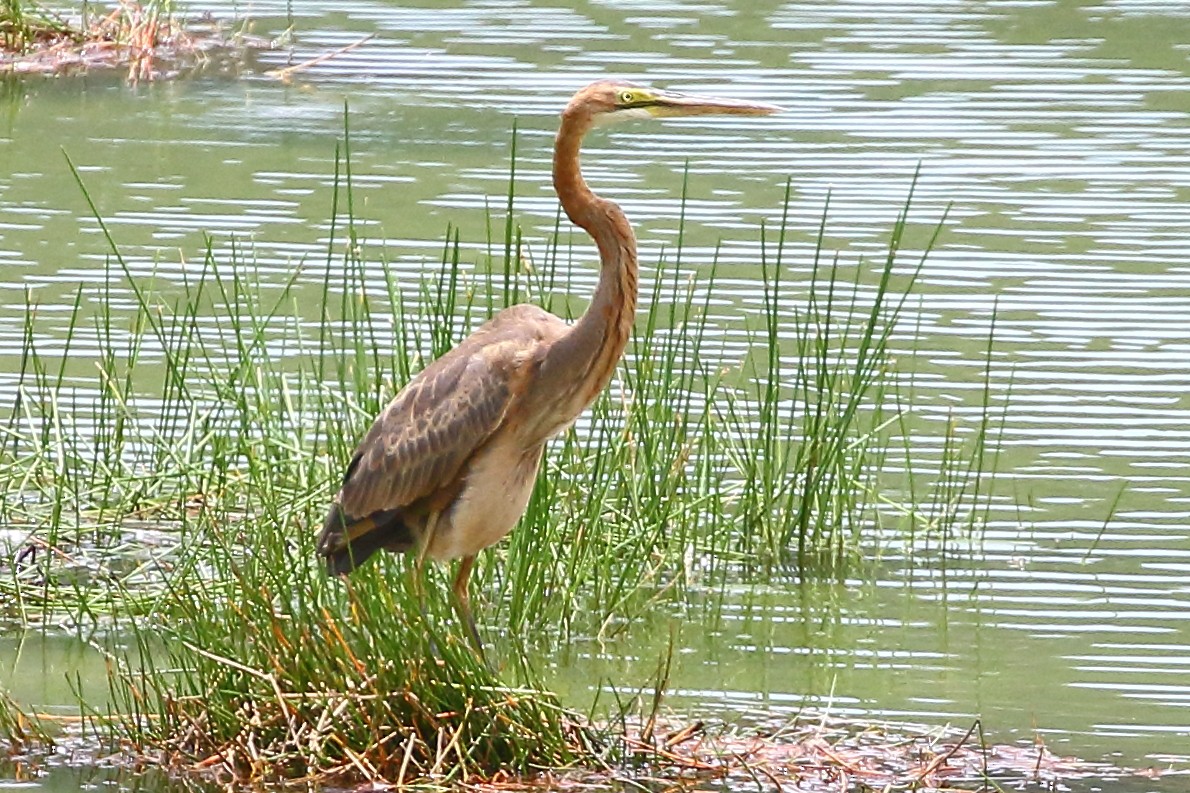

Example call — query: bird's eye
[619,90,636,104]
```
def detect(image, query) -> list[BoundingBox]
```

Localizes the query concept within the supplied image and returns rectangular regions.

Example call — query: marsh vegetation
[5,0,1190,787]
[0,125,1013,786]
[1,1,255,79]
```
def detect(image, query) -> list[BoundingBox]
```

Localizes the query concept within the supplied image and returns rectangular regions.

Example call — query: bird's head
[563,80,784,129]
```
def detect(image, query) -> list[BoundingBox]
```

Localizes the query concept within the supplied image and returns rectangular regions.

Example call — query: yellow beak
[646,89,786,118]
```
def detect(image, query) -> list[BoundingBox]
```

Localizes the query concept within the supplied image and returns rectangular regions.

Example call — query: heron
[316,79,782,650]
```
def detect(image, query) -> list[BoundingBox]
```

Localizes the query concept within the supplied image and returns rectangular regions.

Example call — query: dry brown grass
[1,1,254,81]
[2,693,1156,793]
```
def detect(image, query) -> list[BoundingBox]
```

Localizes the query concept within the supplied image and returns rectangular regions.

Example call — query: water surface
[3,0,1190,781]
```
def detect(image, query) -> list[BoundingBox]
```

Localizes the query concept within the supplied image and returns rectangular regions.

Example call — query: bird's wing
[334,331,538,521]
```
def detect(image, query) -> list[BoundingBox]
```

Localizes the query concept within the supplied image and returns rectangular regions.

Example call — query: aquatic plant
[0,689,55,754]
[1,1,252,80]
[0,129,996,782]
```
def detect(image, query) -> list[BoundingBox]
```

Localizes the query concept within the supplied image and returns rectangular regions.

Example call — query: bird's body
[317,80,781,646]
[322,303,569,572]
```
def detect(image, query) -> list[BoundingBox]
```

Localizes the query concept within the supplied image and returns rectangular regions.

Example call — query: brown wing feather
[316,306,566,573]
[335,306,563,521]
[338,345,514,518]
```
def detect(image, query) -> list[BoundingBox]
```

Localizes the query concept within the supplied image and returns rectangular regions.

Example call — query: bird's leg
[411,511,440,602]
[404,511,444,659]
[451,554,486,660]
[410,512,443,662]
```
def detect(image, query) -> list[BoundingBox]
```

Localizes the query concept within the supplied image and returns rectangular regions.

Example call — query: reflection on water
[2,0,1190,775]
[0,764,216,793]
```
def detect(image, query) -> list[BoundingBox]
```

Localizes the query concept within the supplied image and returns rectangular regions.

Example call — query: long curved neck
[547,113,639,406]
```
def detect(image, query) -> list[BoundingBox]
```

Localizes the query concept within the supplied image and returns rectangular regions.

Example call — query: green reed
[1,0,183,53]
[0,130,998,782]
[1,1,71,53]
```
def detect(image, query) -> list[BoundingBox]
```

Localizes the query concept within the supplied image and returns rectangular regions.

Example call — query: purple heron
[317,79,781,649]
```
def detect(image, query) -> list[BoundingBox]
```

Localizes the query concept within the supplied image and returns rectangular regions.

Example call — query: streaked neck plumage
[547,105,639,408]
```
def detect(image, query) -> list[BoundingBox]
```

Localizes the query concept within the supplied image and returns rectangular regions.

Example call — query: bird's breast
[421,436,544,562]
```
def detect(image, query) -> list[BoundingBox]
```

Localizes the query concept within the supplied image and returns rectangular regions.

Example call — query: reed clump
[106,543,583,783]
[0,690,56,755]
[0,137,996,783]
[1,1,258,80]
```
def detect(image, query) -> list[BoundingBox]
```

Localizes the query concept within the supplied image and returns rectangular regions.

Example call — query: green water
[4,0,1190,788]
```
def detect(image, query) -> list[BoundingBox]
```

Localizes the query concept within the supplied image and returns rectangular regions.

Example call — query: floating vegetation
[586,715,1158,793]
[0,1,267,80]
[0,695,1168,792]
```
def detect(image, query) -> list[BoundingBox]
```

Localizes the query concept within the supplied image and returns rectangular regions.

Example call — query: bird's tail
[317,503,415,576]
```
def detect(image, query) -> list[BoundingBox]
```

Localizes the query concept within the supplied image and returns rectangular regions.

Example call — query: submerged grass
[0,128,997,783]
[0,689,55,755]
